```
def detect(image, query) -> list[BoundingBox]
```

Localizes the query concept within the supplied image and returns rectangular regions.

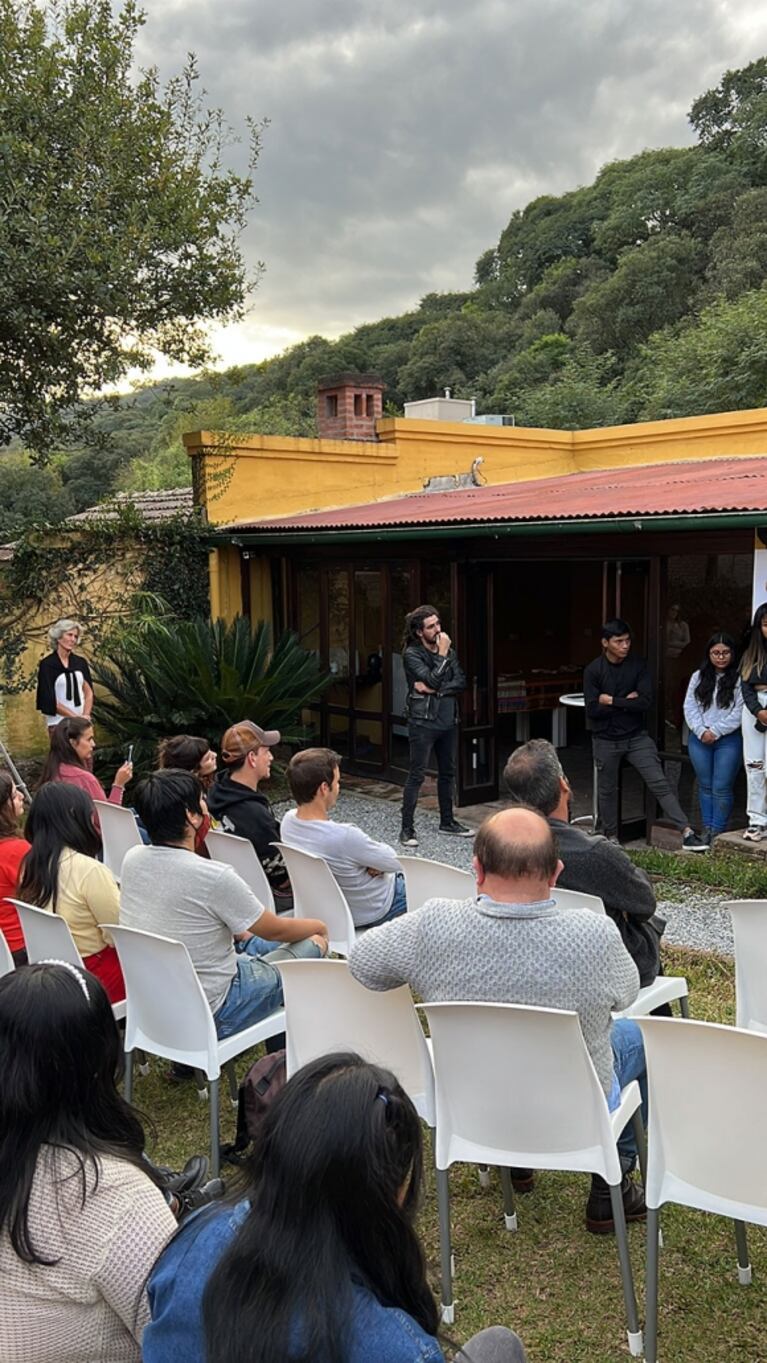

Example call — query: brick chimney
[316,373,385,440]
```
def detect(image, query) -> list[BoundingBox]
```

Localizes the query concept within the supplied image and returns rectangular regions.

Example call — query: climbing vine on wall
[0,505,211,693]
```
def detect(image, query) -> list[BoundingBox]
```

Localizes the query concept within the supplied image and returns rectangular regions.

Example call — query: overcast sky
[138,0,767,371]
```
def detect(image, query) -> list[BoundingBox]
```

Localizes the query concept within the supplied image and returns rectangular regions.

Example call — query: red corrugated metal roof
[221,456,767,533]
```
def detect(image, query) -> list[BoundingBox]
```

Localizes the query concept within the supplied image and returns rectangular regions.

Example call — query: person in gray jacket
[503,739,663,988]
[350,805,646,1234]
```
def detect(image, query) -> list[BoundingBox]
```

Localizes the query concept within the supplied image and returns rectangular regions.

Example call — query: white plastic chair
[724,900,767,1034]
[0,931,15,976]
[637,1017,767,1363]
[107,922,285,1176]
[421,1000,646,1354]
[205,828,276,912]
[552,887,690,1019]
[272,842,360,956]
[276,958,435,1122]
[10,899,126,1022]
[398,856,474,912]
[93,800,142,881]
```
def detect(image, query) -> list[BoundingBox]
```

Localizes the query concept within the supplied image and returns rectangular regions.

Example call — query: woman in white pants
[740,603,767,839]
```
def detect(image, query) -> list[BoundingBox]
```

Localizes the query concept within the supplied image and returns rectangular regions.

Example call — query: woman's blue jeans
[687,730,742,833]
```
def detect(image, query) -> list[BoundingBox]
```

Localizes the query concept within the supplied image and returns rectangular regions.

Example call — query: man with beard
[503,738,662,988]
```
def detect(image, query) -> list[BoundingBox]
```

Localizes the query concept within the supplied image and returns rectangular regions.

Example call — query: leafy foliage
[92,616,332,771]
[0,507,210,694]
[0,0,262,455]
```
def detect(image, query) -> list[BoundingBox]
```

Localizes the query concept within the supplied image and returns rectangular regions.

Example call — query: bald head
[473,805,559,891]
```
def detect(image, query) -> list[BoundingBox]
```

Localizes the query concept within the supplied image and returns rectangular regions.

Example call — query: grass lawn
[134,943,765,1363]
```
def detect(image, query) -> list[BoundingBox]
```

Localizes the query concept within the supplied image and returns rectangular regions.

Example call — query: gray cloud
[136,0,767,364]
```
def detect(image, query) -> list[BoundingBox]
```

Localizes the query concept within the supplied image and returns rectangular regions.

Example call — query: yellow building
[185,375,767,827]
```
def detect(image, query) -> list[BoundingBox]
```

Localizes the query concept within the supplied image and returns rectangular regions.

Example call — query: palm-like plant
[93,615,331,772]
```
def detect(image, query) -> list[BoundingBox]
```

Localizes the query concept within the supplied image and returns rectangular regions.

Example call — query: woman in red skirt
[16,784,125,1004]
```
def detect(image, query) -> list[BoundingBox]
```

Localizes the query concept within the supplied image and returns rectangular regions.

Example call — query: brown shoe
[586,1173,646,1235]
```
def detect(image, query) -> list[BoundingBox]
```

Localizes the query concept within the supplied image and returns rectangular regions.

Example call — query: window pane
[355,718,384,767]
[329,711,350,758]
[297,564,320,657]
[423,563,452,634]
[390,566,414,724]
[354,570,383,712]
[328,570,350,705]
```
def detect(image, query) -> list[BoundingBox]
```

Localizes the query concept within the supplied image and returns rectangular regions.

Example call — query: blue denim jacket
[143,1199,445,1363]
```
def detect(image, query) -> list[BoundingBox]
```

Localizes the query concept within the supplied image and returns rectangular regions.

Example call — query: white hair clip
[41,959,91,1003]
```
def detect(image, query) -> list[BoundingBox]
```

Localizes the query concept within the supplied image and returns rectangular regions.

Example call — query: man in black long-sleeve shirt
[583,618,705,850]
[399,603,469,847]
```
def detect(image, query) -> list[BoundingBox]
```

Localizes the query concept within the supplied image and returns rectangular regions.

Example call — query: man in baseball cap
[208,720,293,910]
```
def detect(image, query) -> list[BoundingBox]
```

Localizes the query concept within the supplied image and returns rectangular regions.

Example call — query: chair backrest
[93,801,142,879]
[272,842,356,955]
[107,923,220,1076]
[637,1016,767,1223]
[398,856,474,912]
[421,1000,622,1183]
[277,958,435,1124]
[0,931,15,976]
[205,829,275,912]
[9,900,83,967]
[551,886,605,915]
[724,900,767,1034]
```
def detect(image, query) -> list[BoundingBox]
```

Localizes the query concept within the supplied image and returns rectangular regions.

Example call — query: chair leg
[609,1182,643,1358]
[478,1164,491,1188]
[734,1219,752,1285]
[631,1109,648,1189]
[209,1077,221,1179]
[645,1206,660,1363]
[436,1166,454,1325]
[679,995,690,1019]
[123,1049,134,1104]
[194,1068,209,1101]
[225,1060,239,1107]
[499,1166,518,1231]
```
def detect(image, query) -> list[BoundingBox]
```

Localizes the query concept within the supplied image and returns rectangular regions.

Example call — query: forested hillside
[6,57,767,538]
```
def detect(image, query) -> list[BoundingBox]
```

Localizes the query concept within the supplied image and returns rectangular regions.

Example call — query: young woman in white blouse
[683,631,743,845]
[0,962,176,1363]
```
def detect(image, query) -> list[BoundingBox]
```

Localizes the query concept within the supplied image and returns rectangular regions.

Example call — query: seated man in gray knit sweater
[503,739,662,988]
[349,805,647,1235]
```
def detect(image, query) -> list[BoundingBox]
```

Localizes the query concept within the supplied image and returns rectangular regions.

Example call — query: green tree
[689,57,767,173]
[568,233,703,358]
[0,454,75,539]
[396,314,515,400]
[630,286,767,420]
[514,346,625,430]
[705,188,767,299]
[0,0,262,455]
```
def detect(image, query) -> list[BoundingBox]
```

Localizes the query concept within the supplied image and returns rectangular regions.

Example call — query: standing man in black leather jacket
[399,604,470,847]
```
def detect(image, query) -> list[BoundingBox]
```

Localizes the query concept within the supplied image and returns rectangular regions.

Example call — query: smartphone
[126,744,134,764]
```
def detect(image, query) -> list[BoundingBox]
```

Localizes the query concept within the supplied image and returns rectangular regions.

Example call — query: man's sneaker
[681,830,709,852]
[586,1173,646,1235]
[438,820,473,837]
[743,824,765,842]
[157,1154,209,1197]
[176,1176,226,1221]
[399,827,419,847]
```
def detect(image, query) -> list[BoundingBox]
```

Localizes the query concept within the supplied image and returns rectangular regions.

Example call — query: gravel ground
[275,789,735,957]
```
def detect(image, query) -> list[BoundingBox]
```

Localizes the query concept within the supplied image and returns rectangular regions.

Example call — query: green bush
[93,615,331,772]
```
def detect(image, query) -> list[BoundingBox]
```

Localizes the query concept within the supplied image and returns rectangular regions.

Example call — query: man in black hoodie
[583,619,705,850]
[207,721,294,910]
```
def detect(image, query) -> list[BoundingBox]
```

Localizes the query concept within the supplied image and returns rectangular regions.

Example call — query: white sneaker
[743,824,765,842]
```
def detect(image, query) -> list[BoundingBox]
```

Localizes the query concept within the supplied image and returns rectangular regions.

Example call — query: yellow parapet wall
[185,406,767,529]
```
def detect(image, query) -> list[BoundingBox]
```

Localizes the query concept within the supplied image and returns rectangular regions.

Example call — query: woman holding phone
[38,717,133,805]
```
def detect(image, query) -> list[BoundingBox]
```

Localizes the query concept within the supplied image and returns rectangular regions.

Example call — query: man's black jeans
[401,724,457,828]
[592,731,688,837]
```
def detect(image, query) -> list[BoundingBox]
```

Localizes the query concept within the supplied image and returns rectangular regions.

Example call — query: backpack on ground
[219,1049,286,1165]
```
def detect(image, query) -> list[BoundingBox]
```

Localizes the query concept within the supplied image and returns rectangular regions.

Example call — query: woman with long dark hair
[739,602,767,840]
[0,770,30,964]
[39,716,133,806]
[144,1053,528,1363]
[157,735,216,855]
[17,784,124,1002]
[683,631,743,844]
[0,963,176,1363]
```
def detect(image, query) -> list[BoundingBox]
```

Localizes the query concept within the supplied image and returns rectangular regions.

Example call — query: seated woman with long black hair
[144,1052,528,1363]
[0,962,177,1363]
[39,715,133,806]
[17,783,124,1002]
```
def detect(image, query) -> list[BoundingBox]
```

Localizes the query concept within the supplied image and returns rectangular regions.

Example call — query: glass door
[457,563,497,806]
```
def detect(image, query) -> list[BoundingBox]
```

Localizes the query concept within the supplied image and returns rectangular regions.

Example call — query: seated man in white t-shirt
[120,769,328,1039]
[280,749,406,928]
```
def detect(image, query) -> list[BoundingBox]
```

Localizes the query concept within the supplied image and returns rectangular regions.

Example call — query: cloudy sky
[138,0,767,370]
